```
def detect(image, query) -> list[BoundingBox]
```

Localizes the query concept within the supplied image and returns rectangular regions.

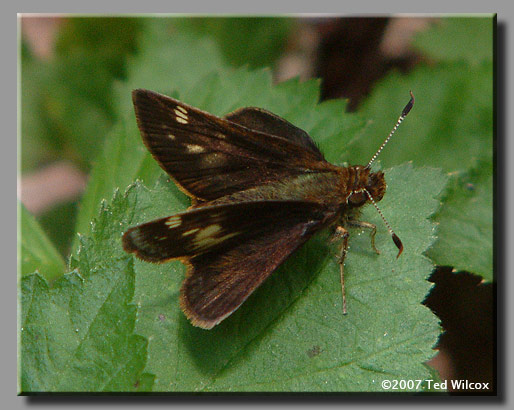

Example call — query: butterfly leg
[347,220,380,255]
[334,226,349,315]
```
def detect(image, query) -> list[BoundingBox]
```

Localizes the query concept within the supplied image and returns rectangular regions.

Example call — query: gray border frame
[9,1,512,408]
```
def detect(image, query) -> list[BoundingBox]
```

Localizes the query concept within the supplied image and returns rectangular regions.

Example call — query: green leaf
[412,16,494,65]
[72,117,163,253]
[19,203,66,281]
[20,190,154,392]
[36,200,79,258]
[426,158,493,280]
[54,17,142,80]
[125,164,446,392]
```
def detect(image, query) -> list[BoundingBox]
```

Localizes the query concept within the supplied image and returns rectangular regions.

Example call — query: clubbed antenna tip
[366,91,415,169]
[402,91,415,117]
[392,233,403,258]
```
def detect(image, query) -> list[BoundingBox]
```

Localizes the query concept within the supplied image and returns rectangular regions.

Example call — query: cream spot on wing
[185,144,205,153]
[193,224,238,250]
[168,133,176,140]
[215,132,226,139]
[196,224,221,240]
[175,106,187,115]
[165,216,181,228]
[174,107,189,124]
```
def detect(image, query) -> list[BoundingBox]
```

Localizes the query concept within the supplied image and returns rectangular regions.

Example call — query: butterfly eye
[348,192,366,205]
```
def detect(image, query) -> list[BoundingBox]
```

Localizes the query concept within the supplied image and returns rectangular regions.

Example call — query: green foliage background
[19,16,493,392]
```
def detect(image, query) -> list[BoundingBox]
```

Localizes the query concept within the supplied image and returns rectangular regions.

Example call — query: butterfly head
[346,165,402,258]
[347,166,386,208]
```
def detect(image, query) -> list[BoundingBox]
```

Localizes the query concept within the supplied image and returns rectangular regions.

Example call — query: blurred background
[18,15,494,393]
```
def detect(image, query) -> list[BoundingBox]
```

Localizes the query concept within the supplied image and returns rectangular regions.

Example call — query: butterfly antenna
[363,189,403,258]
[366,91,414,169]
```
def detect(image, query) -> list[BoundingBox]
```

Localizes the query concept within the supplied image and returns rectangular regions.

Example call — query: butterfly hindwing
[132,89,329,201]
[224,107,324,160]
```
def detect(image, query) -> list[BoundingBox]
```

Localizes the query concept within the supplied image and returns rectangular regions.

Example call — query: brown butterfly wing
[132,89,330,202]
[224,106,324,160]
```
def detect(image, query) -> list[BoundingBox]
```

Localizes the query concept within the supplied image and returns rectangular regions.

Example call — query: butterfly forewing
[132,89,330,202]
